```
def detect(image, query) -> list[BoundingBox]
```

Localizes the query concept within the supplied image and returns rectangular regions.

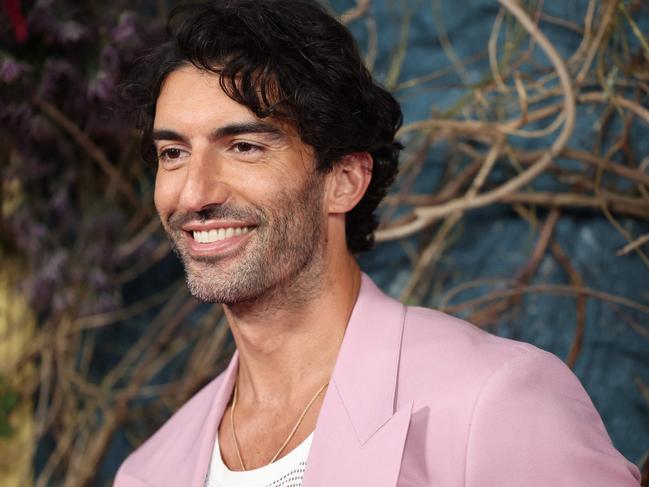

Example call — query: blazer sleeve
[464,350,641,487]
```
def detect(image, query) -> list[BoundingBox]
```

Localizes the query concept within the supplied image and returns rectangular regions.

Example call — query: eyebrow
[152,121,284,143]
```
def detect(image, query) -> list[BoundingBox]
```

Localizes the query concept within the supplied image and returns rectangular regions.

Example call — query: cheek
[153,171,177,218]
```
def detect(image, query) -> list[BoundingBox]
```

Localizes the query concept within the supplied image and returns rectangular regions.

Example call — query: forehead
[155,66,246,126]
[153,65,315,168]
[154,65,296,137]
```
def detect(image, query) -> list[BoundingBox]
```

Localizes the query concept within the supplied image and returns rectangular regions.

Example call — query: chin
[184,269,265,305]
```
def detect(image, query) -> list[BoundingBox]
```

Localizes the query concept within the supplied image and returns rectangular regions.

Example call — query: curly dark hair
[123,0,402,252]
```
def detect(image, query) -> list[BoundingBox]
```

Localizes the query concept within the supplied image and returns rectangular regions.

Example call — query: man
[116,1,641,486]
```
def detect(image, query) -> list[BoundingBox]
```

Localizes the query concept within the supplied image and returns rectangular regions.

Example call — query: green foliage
[0,377,19,438]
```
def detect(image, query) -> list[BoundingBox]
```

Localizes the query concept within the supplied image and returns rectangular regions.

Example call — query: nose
[177,151,230,212]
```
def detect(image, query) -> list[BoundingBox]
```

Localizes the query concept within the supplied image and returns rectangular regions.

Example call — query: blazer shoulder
[464,349,641,486]
[395,305,640,486]
[402,305,542,370]
[116,371,228,483]
[396,304,576,411]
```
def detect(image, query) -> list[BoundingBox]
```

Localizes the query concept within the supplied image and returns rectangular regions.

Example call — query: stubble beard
[163,173,326,309]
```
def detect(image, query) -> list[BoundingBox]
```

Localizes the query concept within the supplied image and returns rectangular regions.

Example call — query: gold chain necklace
[229,380,329,471]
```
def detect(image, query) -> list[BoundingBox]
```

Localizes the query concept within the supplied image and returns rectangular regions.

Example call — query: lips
[192,226,253,243]
[178,221,256,256]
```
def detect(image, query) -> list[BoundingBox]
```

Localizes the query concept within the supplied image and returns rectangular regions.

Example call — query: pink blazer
[115,274,641,486]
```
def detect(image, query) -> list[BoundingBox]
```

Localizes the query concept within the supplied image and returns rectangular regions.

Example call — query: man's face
[153,66,326,304]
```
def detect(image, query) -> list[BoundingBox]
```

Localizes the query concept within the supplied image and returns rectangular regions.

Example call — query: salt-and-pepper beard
[163,172,326,307]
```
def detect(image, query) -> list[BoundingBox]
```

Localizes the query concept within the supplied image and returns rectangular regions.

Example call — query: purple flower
[87,69,114,101]
[27,2,92,46]
[79,289,120,316]
[19,248,69,311]
[11,212,48,254]
[51,288,75,315]
[101,45,120,72]
[111,11,138,46]
[0,57,29,83]
[51,186,70,218]
[56,20,90,44]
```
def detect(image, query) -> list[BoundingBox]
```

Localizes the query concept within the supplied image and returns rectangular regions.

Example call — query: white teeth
[192,227,251,243]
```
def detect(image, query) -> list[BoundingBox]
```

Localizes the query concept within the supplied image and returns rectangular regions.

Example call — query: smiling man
[115,1,641,486]
[153,72,329,307]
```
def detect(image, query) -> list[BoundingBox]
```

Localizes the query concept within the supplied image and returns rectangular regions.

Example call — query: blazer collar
[189,352,239,487]
[330,272,407,444]
[301,273,411,487]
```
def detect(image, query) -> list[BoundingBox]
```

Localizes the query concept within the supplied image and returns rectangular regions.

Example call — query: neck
[224,253,361,405]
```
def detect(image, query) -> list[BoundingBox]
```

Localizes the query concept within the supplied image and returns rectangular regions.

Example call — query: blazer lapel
[188,352,239,487]
[303,274,412,487]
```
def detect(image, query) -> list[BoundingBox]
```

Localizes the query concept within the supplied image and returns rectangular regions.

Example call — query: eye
[157,147,190,167]
[232,142,261,153]
[159,148,184,160]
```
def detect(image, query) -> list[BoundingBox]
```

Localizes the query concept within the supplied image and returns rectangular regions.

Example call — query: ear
[325,153,373,214]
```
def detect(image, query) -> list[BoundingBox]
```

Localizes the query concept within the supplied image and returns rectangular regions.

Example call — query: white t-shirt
[204,432,313,487]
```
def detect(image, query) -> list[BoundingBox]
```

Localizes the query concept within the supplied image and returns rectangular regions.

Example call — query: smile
[192,227,252,243]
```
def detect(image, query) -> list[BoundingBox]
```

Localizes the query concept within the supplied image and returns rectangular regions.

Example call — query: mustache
[167,204,264,229]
